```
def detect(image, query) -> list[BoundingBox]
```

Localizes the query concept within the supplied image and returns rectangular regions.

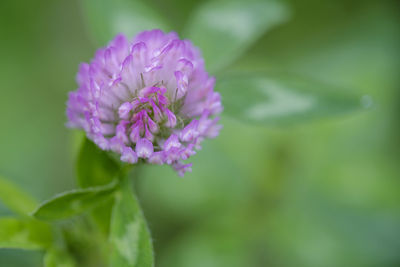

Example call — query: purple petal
[164,109,177,128]
[148,151,164,164]
[163,134,181,150]
[93,134,109,150]
[172,162,193,177]
[147,116,158,133]
[144,124,154,141]
[118,102,133,119]
[174,71,188,98]
[150,99,162,121]
[115,120,129,143]
[179,120,199,142]
[109,136,124,153]
[139,86,159,97]
[121,147,138,164]
[136,138,154,158]
[129,123,142,143]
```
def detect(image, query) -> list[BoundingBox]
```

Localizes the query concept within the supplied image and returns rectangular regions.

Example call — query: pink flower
[67,30,222,176]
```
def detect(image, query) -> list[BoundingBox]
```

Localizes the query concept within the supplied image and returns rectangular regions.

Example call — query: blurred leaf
[32,181,117,221]
[217,73,362,125]
[0,175,38,216]
[44,248,76,267]
[91,198,115,237]
[77,138,119,188]
[82,0,171,45]
[109,178,153,267]
[184,0,290,73]
[0,217,52,250]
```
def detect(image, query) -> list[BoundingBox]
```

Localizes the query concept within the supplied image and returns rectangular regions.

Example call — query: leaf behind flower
[184,0,290,73]
[0,175,38,216]
[82,0,171,45]
[217,73,363,126]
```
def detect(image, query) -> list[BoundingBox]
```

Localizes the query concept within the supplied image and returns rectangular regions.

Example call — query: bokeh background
[0,0,399,266]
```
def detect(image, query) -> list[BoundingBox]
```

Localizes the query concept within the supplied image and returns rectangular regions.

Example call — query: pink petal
[121,147,138,164]
[118,102,133,119]
[136,138,154,158]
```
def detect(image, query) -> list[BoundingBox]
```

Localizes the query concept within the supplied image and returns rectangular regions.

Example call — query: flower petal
[136,138,154,158]
[121,147,138,164]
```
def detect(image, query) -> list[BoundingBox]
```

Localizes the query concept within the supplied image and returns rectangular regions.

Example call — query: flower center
[113,86,180,150]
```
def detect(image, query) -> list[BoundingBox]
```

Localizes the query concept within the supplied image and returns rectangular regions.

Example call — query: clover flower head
[67,30,222,176]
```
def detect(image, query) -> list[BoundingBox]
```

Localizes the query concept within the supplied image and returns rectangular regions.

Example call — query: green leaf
[184,0,290,73]
[77,138,121,237]
[82,0,171,45]
[44,248,76,267]
[32,181,117,221]
[0,217,53,250]
[91,197,115,237]
[0,175,38,216]
[109,178,153,267]
[217,73,362,125]
[77,138,119,188]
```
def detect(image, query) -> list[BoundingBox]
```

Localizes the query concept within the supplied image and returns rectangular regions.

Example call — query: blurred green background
[0,0,399,266]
